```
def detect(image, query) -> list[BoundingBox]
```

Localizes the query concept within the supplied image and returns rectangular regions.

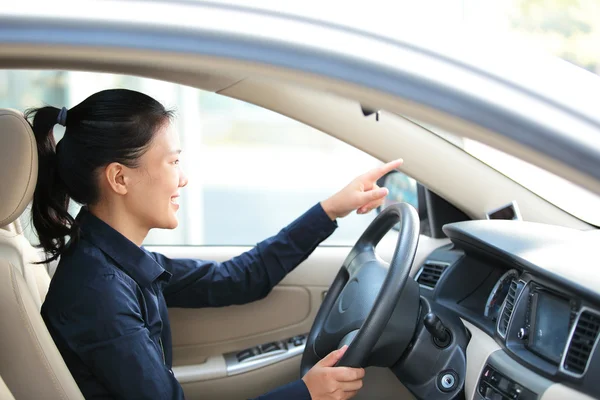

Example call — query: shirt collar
[76,207,171,288]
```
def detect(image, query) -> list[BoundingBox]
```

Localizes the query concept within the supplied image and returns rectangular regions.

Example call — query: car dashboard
[415,219,600,400]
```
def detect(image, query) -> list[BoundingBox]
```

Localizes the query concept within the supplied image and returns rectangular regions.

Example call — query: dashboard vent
[498,279,521,337]
[563,310,600,376]
[416,262,448,289]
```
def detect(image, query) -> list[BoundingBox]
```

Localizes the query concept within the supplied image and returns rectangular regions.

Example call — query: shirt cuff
[285,203,338,251]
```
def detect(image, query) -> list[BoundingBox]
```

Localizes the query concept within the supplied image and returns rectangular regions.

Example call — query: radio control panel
[478,364,536,400]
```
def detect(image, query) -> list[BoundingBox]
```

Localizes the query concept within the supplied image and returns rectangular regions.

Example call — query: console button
[483,366,492,379]
[479,382,488,396]
[288,335,305,343]
[236,348,255,362]
[497,377,510,392]
[510,386,522,399]
[490,392,503,400]
[490,373,500,385]
[485,386,497,399]
[260,342,281,353]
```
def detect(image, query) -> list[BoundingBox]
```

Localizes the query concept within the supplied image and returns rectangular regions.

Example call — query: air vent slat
[563,310,600,376]
[416,262,448,289]
[497,279,523,337]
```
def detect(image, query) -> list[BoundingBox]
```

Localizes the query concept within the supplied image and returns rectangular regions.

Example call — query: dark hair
[26,89,173,263]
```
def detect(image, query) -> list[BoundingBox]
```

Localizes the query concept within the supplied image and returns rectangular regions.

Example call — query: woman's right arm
[251,346,364,400]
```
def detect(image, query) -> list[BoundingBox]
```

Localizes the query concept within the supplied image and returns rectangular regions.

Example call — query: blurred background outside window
[1,71,386,246]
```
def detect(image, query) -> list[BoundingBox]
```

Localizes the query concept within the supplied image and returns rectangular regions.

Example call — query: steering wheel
[301,202,421,375]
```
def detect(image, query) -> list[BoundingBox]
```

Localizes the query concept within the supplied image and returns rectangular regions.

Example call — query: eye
[172,159,180,165]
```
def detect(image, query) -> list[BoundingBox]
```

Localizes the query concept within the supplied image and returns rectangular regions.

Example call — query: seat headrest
[0,109,38,227]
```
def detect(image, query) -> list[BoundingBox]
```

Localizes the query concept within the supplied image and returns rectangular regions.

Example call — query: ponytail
[25,107,75,263]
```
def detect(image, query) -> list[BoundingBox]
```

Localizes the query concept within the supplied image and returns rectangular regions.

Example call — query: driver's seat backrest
[0,108,84,399]
[0,216,50,309]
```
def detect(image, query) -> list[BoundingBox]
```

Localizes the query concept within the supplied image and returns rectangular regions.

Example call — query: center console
[519,284,578,365]
[475,351,553,400]
[478,364,536,400]
[474,278,582,399]
[475,274,600,399]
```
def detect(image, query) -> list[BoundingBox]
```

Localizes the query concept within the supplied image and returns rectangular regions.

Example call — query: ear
[103,162,128,196]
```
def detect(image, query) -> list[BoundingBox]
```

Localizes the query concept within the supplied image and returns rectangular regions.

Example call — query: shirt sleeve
[250,379,311,400]
[156,203,337,308]
[57,274,185,400]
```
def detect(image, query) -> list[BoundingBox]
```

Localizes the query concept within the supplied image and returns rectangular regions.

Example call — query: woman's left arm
[157,159,402,308]
[156,202,336,308]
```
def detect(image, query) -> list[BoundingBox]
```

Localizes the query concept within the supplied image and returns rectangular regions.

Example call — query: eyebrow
[171,149,182,155]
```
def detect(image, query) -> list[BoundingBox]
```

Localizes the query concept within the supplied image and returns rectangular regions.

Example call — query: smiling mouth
[170,196,179,205]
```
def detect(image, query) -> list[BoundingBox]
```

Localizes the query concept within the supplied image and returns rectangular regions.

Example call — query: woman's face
[125,123,188,231]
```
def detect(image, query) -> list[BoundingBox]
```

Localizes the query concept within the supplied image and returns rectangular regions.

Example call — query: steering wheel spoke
[301,203,421,374]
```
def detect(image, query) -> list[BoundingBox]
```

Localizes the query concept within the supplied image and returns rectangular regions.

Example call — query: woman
[30,89,401,400]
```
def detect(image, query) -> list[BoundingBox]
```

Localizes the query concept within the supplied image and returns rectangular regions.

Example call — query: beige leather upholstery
[0,109,37,228]
[0,259,83,399]
[0,228,48,309]
[0,109,84,399]
[0,376,15,400]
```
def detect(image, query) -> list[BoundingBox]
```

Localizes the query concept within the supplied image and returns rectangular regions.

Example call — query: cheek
[128,169,165,201]
[128,165,179,210]
[164,167,181,191]
[151,167,180,199]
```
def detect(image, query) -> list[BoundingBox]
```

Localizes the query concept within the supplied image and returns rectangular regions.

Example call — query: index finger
[364,159,403,181]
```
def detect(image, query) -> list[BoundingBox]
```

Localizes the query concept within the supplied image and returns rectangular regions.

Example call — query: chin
[156,215,179,230]
[166,218,179,229]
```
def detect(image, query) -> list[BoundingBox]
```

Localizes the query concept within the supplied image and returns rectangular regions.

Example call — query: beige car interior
[0,108,84,399]
[0,54,595,399]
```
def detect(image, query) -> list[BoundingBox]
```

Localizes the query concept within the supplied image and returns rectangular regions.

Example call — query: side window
[3,71,423,246]
[144,89,384,246]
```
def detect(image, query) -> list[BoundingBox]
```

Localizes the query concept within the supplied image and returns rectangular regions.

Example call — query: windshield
[415,120,600,226]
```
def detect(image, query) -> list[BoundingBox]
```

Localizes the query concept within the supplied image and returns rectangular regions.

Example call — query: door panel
[170,286,311,350]
[148,233,448,399]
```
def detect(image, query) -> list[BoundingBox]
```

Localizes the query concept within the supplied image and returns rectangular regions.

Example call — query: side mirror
[376,170,423,233]
[377,171,419,213]
[377,171,470,237]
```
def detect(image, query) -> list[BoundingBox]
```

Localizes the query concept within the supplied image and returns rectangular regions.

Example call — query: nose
[179,169,189,188]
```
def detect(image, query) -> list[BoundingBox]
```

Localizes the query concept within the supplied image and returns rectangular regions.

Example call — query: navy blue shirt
[41,204,337,399]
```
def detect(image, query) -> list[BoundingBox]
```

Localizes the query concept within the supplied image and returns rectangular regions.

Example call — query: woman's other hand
[320,159,403,220]
[302,346,365,400]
